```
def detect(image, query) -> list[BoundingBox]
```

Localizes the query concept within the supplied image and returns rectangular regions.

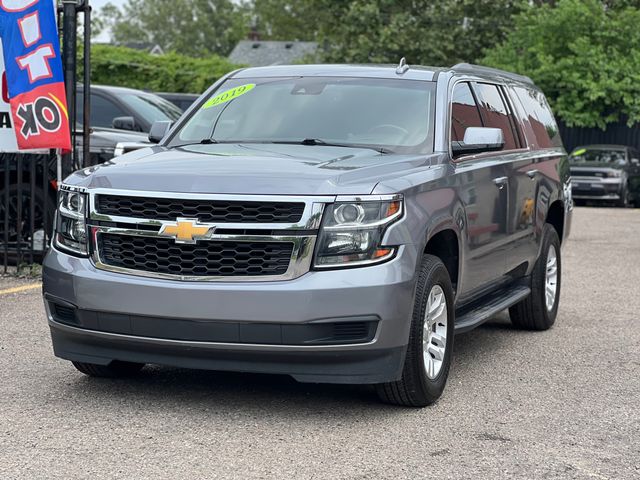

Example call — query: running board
[454,285,531,334]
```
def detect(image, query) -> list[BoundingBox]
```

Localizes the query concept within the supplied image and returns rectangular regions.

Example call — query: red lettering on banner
[0,0,38,13]
[1,72,8,103]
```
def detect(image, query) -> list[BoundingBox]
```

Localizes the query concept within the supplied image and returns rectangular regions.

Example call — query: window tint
[513,86,562,148]
[474,83,518,150]
[76,94,128,129]
[120,93,183,123]
[451,82,483,142]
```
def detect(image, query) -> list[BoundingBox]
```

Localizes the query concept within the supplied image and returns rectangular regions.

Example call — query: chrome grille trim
[88,189,332,231]
[86,189,333,282]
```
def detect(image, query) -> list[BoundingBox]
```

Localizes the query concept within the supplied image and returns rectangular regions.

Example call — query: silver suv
[43,63,572,406]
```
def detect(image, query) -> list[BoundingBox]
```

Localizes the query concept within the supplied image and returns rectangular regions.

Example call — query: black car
[154,92,200,111]
[569,144,640,207]
[77,85,183,134]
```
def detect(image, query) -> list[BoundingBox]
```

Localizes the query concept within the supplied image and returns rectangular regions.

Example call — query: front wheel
[509,224,561,330]
[376,255,455,407]
[617,186,632,208]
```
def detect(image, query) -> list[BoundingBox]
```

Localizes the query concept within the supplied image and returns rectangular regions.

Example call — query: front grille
[96,195,305,224]
[572,171,605,178]
[98,233,294,277]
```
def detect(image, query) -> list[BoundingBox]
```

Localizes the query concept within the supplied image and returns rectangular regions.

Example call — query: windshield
[170,77,435,154]
[570,148,627,165]
[120,93,183,123]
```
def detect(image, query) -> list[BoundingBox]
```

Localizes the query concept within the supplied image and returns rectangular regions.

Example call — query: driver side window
[451,82,483,142]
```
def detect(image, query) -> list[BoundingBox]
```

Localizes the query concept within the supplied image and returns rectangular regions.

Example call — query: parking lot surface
[1,207,638,479]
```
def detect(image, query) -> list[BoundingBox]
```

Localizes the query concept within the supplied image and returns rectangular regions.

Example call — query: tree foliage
[101,0,249,57]
[482,0,640,128]
[310,0,526,66]
[247,0,316,41]
[84,44,241,93]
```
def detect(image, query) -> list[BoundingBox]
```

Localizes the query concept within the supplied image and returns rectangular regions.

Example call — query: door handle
[526,169,539,179]
[493,176,508,189]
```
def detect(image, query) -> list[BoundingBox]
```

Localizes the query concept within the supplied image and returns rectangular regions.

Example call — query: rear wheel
[376,255,454,407]
[72,360,145,378]
[509,224,561,330]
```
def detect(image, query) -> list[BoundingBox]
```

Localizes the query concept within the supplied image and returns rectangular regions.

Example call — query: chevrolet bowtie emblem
[158,218,214,244]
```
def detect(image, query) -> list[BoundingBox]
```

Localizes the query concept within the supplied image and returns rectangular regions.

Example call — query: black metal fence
[1,1,90,272]
[558,120,640,153]
[1,152,57,272]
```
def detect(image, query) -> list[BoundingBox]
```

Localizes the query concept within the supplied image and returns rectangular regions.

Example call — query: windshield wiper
[175,138,218,147]
[272,138,394,154]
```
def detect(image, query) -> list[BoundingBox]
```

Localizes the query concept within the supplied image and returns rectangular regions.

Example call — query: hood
[77,128,150,151]
[64,143,439,195]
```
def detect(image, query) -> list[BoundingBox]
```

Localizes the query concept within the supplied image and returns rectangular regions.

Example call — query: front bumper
[572,178,623,200]
[43,245,418,384]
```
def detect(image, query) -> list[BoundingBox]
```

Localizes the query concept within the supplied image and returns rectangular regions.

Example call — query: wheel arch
[423,226,460,294]
[546,200,564,245]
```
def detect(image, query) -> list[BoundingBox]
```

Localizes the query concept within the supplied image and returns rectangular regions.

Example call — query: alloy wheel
[423,284,448,380]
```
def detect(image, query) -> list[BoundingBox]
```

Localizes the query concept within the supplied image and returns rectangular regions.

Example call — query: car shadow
[58,311,530,414]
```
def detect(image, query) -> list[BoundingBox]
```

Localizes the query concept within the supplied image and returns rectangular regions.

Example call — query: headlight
[54,187,88,255]
[606,170,622,178]
[314,196,402,268]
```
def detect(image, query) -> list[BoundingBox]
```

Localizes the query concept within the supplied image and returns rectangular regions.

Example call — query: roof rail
[451,63,534,85]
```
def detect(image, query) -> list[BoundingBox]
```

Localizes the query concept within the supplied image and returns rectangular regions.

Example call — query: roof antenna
[396,57,409,75]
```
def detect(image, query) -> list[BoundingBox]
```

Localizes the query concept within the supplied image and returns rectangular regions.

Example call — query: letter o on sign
[34,97,61,132]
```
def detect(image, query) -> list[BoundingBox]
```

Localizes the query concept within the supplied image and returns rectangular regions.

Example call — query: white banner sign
[0,39,20,152]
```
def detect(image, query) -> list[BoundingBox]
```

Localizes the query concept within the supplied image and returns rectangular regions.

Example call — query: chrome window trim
[92,225,317,282]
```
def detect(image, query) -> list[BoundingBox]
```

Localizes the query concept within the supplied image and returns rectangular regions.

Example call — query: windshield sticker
[572,148,586,156]
[202,84,256,109]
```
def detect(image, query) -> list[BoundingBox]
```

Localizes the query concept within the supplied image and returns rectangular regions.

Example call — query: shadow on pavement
[56,311,532,414]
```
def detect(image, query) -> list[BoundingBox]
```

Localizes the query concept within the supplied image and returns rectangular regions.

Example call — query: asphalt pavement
[0,206,638,479]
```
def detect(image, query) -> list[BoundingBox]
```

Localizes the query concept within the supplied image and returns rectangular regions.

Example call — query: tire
[376,255,455,407]
[72,360,145,378]
[509,224,561,330]
[617,186,632,208]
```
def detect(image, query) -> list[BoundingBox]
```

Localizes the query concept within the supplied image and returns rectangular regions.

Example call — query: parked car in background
[44,63,572,407]
[569,145,640,207]
[155,92,200,111]
[77,85,183,134]
[1,86,184,258]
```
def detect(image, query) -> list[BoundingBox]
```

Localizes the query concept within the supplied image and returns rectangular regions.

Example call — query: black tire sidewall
[536,225,562,327]
[409,255,455,400]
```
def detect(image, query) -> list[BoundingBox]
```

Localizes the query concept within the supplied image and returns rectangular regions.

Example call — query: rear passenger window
[451,83,483,142]
[513,86,562,148]
[474,83,519,150]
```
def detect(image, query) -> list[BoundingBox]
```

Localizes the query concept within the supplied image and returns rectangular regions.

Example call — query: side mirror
[148,120,173,144]
[452,127,505,156]
[112,116,137,131]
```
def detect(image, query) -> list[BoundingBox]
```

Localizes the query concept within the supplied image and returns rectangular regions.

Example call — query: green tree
[311,0,526,66]
[100,0,249,57]
[246,0,317,40]
[482,0,640,128]
[84,44,241,93]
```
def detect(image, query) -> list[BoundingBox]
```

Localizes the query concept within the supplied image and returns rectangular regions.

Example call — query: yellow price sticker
[202,84,256,109]
[572,148,586,156]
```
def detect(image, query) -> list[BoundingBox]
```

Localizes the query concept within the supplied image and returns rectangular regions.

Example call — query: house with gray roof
[228,41,318,67]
